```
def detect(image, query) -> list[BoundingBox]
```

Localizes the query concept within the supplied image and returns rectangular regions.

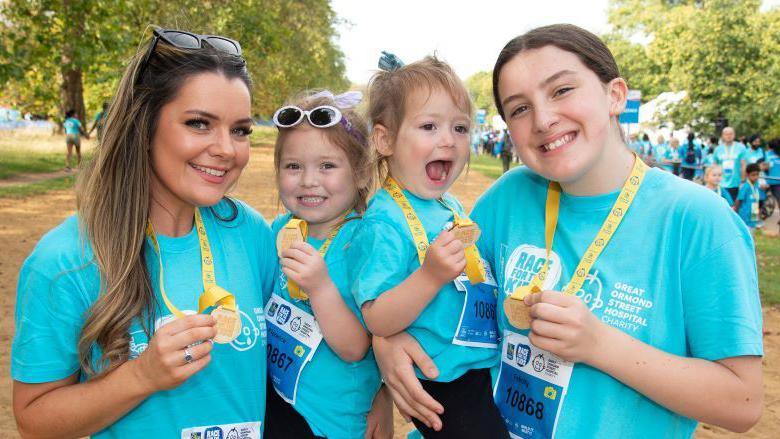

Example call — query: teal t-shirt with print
[714,142,748,188]
[63,117,82,135]
[472,166,763,438]
[268,213,381,438]
[12,200,274,438]
[736,181,765,228]
[348,187,498,382]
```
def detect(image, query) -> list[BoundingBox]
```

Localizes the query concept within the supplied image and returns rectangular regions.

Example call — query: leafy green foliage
[465,71,498,120]
[607,0,780,137]
[0,0,349,122]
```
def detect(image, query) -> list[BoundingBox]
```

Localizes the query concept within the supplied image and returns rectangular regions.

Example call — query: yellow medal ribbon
[279,214,348,301]
[145,208,236,318]
[508,155,648,302]
[436,199,487,284]
[383,176,487,285]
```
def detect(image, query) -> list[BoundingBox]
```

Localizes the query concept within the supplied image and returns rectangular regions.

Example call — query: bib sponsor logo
[503,245,562,295]
[205,427,223,439]
[276,305,291,325]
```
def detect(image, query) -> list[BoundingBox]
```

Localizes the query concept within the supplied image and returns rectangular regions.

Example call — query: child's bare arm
[361,230,465,337]
[281,242,370,362]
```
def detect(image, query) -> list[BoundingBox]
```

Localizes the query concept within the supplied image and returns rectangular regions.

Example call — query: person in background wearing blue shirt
[734,163,766,229]
[652,134,668,169]
[12,29,274,438]
[714,126,748,201]
[63,108,89,170]
[373,24,763,439]
[627,133,642,155]
[680,132,703,181]
[766,139,780,227]
[704,164,734,206]
[87,102,109,142]
[661,136,682,175]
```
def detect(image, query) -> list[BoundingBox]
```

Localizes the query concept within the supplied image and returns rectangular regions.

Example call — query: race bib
[722,158,735,175]
[264,294,323,404]
[751,201,760,222]
[494,331,573,439]
[181,421,261,439]
[452,261,499,348]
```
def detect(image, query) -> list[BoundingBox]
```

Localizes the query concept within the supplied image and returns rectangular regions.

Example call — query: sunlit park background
[1,0,780,437]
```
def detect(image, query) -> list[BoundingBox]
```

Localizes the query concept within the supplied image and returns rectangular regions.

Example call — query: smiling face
[277,124,358,235]
[381,87,471,199]
[150,72,252,210]
[497,45,627,187]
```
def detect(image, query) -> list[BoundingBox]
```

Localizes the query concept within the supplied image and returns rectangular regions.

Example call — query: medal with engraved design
[211,305,242,344]
[504,285,539,329]
[276,225,305,256]
[450,221,481,247]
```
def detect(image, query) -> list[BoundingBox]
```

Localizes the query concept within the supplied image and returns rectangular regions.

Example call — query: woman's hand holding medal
[523,290,605,364]
[419,230,466,288]
[132,314,217,393]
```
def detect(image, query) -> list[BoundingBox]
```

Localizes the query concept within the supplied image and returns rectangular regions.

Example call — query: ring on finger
[183,348,194,364]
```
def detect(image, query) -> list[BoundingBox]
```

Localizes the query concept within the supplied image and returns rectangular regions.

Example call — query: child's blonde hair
[273,90,374,214]
[704,163,722,180]
[367,56,473,181]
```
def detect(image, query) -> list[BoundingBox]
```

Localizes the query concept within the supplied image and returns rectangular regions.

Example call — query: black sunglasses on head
[136,29,243,83]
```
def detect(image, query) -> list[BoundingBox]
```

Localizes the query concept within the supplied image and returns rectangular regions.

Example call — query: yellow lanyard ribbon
[146,208,236,318]
[436,199,487,284]
[383,176,487,284]
[281,215,346,301]
[509,155,648,300]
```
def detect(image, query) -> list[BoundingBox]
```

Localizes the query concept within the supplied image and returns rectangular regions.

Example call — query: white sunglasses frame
[272,105,343,129]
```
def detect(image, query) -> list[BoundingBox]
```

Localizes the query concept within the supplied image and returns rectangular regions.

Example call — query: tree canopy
[0,0,349,123]
[606,0,780,137]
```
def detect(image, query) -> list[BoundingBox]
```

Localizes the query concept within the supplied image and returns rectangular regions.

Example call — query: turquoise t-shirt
[714,142,748,188]
[744,147,766,165]
[661,145,681,172]
[266,213,381,438]
[712,186,735,206]
[652,142,668,164]
[12,200,274,438]
[736,181,765,228]
[472,166,763,438]
[63,117,82,135]
[767,150,780,183]
[349,188,498,382]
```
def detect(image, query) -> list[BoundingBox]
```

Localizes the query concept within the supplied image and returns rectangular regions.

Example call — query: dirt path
[0,145,776,437]
[0,170,72,188]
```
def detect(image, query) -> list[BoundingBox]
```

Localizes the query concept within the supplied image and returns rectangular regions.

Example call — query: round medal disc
[276,226,305,256]
[211,306,242,344]
[451,223,481,247]
[504,297,533,329]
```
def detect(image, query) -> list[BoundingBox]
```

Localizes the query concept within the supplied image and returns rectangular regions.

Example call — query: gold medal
[276,225,305,257]
[504,284,539,329]
[504,297,533,329]
[211,305,242,344]
[451,222,481,247]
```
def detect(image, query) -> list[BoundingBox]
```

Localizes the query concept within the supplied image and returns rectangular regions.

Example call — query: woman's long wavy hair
[75,32,251,377]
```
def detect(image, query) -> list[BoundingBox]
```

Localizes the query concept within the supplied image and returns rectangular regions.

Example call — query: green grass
[467,153,519,180]
[0,150,66,179]
[467,154,780,307]
[756,232,780,306]
[0,175,75,198]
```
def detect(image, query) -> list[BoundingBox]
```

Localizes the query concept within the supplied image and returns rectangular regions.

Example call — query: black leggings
[412,368,509,439]
[264,379,324,439]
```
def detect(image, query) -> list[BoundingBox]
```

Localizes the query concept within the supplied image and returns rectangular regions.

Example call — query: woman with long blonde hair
[11,28,275,437]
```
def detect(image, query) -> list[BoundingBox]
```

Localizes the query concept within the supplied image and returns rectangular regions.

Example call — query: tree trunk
[59,0,86,127]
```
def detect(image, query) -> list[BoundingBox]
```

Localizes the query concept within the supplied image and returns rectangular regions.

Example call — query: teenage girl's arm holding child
[360,230,465,337]
[281,241,371,362]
